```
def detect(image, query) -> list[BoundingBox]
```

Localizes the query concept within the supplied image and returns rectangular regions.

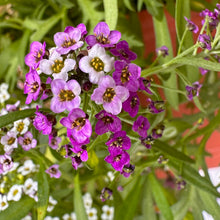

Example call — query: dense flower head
[25,41,46,69]
[91,75,129,115]
[95,110,122,135]
[86,22,121,48]
[184,16,199,33]
[185,81,202,100]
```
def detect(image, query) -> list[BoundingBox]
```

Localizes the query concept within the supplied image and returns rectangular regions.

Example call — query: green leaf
[174,56,220,71]
[104,0,118,30]
[114,176,145,220]
[148,173,174,220]
[123,0,135,11]
[74,173,88,220]
[169,160,219,197]
[0,196,35,220]
[0,108,36,128]
[153,140,194,163]
[37,162,49,220]
[143,0,163,20]
[153,11,179,109]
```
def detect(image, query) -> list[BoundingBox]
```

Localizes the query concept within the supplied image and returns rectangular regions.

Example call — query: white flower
[107,171,115,182]
[0,194,8,211]
[202,210,214,220]
[1,131,18,154]
[0,108,8,116]
[21,215,32,220]
[87,207,98,220]
[83,193,93,210]
[79,44,114,84]
[9,162,20,172]
[101,205,114,220]
[11,118,30,135]
[44,216,60,220]
[39,48,75,81]
[0,83,9,92]
[7,184,23,201]
[0,90,10,103]
[62,212,77,220]
[23,178,38,196]
[47,196,57,212]
[17,160,36,175]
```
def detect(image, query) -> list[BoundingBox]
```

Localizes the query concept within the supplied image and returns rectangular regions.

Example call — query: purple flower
[48,134,61,150]
[138,77,153,95]
[198,34,211,50]
[69,145,88,162]
[156,46,169,57]
[85,22,121,48]
[95,110,122,135]
[184,17,199,33]
[50,79,81,113]
[200,9,219,31]
[110,40,137,63]
[67,129,90,148]
[113,60,140,92]
[122,92,140,118]
[71,156,83,170]
[91,75,129,115]
[104,148,130,172]
[185,81,202,100]
[120,163,135,178]
[199,67,209,75]
[60,108,92,143]
[0,154,13,174]
[45,164,61,178]
[147,98,165,114]
[64,23,87,38]
[140,136,154,149]
[6,101,20,112]
[18,131,37,151]
[33,107,53,135]
[24,69,41,105]
[79,44,114,84]
[132,116,150,138]
[152,124,165,139]
[25,41,46,69]
[100,187,113,202]
[1,131,17,154]
[54,28,84,54]
[106,130,131,151]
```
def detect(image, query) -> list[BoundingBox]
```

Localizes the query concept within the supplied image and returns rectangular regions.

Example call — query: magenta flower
[60,108,92,143]
[18,131,37,151]
[25,41,46,69]
[156,46,169,57]
[110,40,137,63]
[85,22,121,48]
[1,131,17,154]
[67,129,90,147]
[33,107,53,135]
[120,163,135,178]
[69,145,88,162]
[24,69,41,105]
[95,110,122,135]
[54,28,84,54]
[200,9,219,31]
[91,75,129,115]
[198,34,211,50]
[140,136,154,149]
[113,61,140,92]
[184,17,199,33]
[45,164,61,178]
[185,82,202,100]
[71,156,83,170]
[48,134,61,150]
[138,77,152,95]
[50,79,81,113]
[122,92,140,118]
[152,124,165,139]
[147,98,165,114]
[6,101,20,112]
[64,23,87,38]
[106,130,131,152]
[104,148,130,172]
[132,116,150,138]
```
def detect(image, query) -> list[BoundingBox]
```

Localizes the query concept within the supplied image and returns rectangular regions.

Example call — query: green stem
[82,92,90,113]
[175,69,192,86]
[177,28,188,55]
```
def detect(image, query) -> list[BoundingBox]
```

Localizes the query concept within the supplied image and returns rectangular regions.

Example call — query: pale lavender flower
[24,69,41,105]
[1,131,18,154]
[184,17,199,33]
[39,48,76,81]
[48,134,61,150]
[0,154,13,174]
[132,116,150,138]
[79,44,114,84]
[45,164,61,178]
[198,34,211,50]
[200,9,219,31]
[110,40,137,63]
[18,131,37,151]
[91,75,129,115]
[156,46,169,57]
[54,28,84,54]
[6,101,20,112]
[64,23,87,38]
[50,79,81,113]
[25,41,46,69]
[185,81,202,100]
[86,22,121,48]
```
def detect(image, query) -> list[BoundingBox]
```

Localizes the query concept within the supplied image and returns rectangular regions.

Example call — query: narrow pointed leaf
[104,0,118,30]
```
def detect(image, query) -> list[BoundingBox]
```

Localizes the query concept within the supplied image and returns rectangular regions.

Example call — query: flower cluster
[23,21,166,177]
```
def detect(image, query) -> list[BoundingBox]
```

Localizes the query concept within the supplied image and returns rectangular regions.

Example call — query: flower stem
[177,28,188,55]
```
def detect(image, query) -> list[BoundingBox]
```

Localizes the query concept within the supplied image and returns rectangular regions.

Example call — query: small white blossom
[11,118,30,135]
[202,210,214,220]
[7,184,23,201]
[44,217,60,220]
[47,196,57,212]
[0,83,9,92]
[62,212,77,220]
[17,160,36,175]
[23,178,38,197]
[21,215,32,220]
[87,207,98,220]
[0,90,10,103]
[83,193,93,210]
[107,171,115,182]
[101,205,114,220]
[1,131,18,154]
[0,194,8,211]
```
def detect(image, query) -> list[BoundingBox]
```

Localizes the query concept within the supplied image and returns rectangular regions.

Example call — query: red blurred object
[138,10,220,168]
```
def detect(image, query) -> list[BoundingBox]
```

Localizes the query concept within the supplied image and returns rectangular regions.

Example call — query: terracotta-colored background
[138,10,220,168]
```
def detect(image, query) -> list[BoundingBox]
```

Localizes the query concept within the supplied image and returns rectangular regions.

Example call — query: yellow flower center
[58,89,75,102]
[103,88,116,102]
[90,57,104,72]
[51,60,64,73]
